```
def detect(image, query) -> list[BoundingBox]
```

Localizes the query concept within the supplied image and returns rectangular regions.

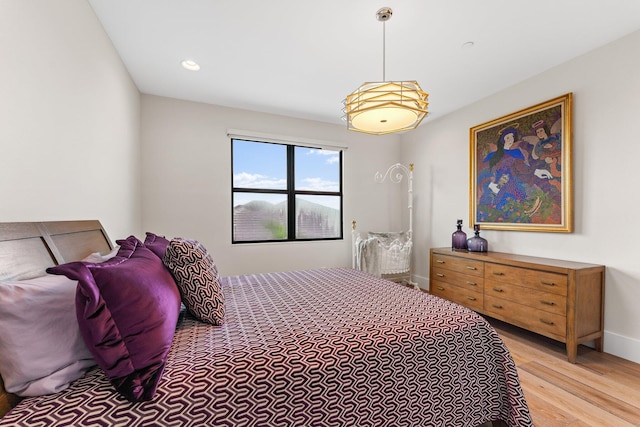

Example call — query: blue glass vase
[467,224,488,252]
[451,219,468,250]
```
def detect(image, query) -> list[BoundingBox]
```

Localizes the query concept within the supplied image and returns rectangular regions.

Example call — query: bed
[0,220,532,426]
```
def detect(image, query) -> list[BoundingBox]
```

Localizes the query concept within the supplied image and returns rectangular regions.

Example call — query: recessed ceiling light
[181,59,200,71]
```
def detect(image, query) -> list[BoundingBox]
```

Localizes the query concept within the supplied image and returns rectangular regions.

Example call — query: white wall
[402,30,640,363]
[140,95,404,276]
[0,0,141,240]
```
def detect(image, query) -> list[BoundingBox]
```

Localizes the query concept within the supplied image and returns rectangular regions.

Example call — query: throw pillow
[47,235,181,402]
[144,232,170,260]
[162,238,225,325]
[0,275,95,396]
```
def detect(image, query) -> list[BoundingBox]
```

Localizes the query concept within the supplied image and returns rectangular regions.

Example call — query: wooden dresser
[429,247,605,363]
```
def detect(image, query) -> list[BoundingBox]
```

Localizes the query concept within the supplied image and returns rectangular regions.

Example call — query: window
[232,138,343,243]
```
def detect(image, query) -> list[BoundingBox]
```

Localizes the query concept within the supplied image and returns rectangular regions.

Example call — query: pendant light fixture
[343,7,429,135]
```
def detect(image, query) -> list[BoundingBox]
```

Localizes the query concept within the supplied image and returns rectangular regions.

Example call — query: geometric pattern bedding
[1,268,532,427]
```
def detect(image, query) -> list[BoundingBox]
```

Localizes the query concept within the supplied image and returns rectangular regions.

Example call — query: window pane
[295,195,341,239]
[233,193,288,241]
[233,140,287,190]
[294,146,340,192]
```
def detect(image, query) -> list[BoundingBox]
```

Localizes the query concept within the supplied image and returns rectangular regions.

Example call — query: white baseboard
[412,274,429,291]
[604,331,640,364]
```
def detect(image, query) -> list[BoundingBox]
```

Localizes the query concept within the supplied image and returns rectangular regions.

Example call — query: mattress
[1,268,532,426]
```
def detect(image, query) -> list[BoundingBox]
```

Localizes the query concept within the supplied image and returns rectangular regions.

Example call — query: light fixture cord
[382,20,386,82]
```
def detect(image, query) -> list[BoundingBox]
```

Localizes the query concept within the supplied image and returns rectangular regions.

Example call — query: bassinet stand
[352,163,416,288]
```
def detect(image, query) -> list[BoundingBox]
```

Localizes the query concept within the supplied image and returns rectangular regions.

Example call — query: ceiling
[87,0,640,127]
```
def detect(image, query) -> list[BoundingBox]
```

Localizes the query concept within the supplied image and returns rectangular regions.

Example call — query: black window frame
[231,138,344,244]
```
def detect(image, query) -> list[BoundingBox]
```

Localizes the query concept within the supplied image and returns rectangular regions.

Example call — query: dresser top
[431,247,605,272]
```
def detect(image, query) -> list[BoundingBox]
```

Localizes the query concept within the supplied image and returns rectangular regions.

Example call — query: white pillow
[81,245,120,263]
[0,275,96,396]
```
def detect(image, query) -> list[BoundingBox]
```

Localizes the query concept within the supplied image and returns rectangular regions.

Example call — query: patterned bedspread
[1,268,532,426]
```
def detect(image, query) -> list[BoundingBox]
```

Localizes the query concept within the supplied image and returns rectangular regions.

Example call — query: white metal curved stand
[352,163,415,287]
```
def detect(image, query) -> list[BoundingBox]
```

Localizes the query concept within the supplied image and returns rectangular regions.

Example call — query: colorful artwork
[470,93,573,232]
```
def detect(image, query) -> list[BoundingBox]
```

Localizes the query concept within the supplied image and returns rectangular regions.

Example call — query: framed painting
[469,93,573,232]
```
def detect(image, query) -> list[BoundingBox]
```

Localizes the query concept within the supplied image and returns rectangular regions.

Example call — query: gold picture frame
[470,93,573,232]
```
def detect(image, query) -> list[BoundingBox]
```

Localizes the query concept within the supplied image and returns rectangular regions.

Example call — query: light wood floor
[487,318,640,426]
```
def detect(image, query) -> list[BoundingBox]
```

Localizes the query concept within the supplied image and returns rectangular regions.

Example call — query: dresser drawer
[431,267,484,292]
[431,280,484,312]
[485,280,567,316]
[430,247,605,363]
[485,263,567,296]
[485,295,566,339]
[431,254,484,277]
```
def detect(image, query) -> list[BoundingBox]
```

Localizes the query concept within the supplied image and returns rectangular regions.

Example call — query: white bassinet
[352,163,415,286]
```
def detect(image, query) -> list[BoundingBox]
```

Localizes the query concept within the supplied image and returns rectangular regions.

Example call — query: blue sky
[233,140,341,209]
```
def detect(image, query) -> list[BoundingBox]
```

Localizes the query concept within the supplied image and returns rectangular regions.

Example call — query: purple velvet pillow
[144,232,171,260]
[47,235,180,402]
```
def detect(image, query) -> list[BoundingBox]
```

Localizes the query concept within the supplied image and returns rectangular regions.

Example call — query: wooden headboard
[0,220,113,417]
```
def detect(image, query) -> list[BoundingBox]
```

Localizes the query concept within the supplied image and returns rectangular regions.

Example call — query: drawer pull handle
[436,286,445,291]
[541,300,555,306]
[492,272,505,276]
[436,259,445,264]
[466,266,477,270]
[492,304,503,309]
[436,273,445,277]
[492,287,503,293]
[540,319,555,326]
[466,281,477,286]
[541,281,556,286]
[466,296,477,301]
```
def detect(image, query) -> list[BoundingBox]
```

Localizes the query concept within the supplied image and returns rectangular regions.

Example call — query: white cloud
[326,155,339,164]
[233,172,286,188]
[300,177,339,192]
[303,148,340,165]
